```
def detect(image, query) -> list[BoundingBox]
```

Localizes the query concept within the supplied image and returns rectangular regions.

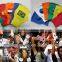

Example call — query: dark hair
[57,46,62,60]
[58,46,62,53]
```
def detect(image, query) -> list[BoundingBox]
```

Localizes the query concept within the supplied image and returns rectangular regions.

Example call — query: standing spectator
[44,32,56,62]
[31,37,45,62]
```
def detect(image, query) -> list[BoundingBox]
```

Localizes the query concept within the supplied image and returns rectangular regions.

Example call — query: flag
[11,5,30,27]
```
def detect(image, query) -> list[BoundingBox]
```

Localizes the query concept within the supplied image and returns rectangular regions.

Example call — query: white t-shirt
[44,44,53,62]
[20,34,30,45]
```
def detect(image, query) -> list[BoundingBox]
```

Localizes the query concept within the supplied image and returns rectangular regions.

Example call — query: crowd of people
[0,30,62,62]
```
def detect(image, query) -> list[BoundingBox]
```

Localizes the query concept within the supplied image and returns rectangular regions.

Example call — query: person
[31,36,37,62]
[36,31,45,46]
[7,35,14,44]
[0,49,3,62]
[7,30,15,44]
[44,32,58,62]
[7,46,19,62]
[58,39,62,62]
[0,30,9,46]
[0,30,9,62]
[14,34,22,44]
[52,39,62,62]
[57,46,62,62]
[22,49,27,62]
[20,30,30,46]
[31,37,45,62]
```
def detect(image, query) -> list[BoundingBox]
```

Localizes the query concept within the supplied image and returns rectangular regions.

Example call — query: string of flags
[0,2,62,28]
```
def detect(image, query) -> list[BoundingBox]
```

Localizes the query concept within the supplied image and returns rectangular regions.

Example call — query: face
[45,32,48,38]
[15,35,20,44]
[21,30,25,36]
[58,47,62,60]
[47,33,54,44]
[8,47,18,58]
[8,37,14,43]
[59,48,62,56]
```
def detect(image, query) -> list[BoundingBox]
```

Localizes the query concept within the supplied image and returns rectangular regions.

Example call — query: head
[8,46,18,58]
[20,30,26,36]
[47,32,54,44]
[7,36,14,43]
[15,34,20,44]
[58,46,62,61]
